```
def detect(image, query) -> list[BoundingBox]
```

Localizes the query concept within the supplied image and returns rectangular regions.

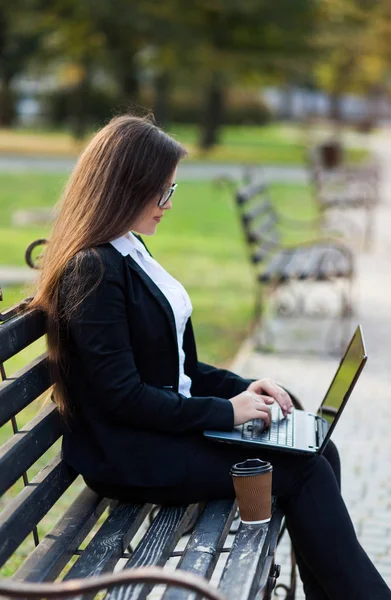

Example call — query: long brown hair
[30,114,187,418]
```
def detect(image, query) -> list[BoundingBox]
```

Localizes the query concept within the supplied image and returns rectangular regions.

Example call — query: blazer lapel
[124,254,178,346]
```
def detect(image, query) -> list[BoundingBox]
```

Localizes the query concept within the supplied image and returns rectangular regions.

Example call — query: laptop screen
[317,326,367,444]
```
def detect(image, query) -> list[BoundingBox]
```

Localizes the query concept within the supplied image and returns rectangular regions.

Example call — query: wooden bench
[0,287,298,600]
[308,145,380,249]
[235,181,355,352]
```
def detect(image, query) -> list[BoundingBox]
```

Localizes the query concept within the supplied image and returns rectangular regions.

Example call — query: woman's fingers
[255,379,293,416]
[245,391,273,425]
[254,402,272,425]
[256,410,272,426]
[265,383,291,407]
[261,395,275,405]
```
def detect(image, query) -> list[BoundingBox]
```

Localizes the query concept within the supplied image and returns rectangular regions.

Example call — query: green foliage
[312,0,391,120]
[2,0,320,141]
[2,0,391,142]
[0,0,42,77]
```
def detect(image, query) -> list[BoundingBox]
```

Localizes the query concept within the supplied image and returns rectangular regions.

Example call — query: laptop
[204,325,367,455]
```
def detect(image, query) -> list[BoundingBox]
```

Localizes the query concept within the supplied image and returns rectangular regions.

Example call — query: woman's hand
[228,390,275,427]
[247,379,293,417]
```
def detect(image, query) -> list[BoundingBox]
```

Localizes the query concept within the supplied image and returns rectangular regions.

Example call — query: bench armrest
[282,237,354,255]
[0,566,226,600]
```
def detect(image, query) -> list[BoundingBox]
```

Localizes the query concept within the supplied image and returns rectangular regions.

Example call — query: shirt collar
[110,232,146,259]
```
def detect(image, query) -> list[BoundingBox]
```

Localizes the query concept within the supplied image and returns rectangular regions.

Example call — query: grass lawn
[0,123,368,164]
[0,174,318,372]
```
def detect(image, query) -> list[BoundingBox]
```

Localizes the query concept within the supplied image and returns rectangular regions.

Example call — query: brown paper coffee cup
[230,458,272,524]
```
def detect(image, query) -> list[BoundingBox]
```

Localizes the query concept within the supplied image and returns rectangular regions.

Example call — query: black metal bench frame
[235,181,355,353]
[0,282,298,600]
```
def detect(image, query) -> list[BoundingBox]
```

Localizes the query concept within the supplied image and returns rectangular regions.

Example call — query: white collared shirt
[110,232,193,397]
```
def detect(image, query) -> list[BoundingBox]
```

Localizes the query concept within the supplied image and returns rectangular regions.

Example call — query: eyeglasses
[158,183,177,208]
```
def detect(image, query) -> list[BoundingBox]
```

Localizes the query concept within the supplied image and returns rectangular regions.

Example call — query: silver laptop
[204,325,367,455]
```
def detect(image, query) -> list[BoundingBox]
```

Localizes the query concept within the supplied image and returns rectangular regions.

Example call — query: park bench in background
[235,181,355,353]
[0,282,300,600]
[308,143,381,249]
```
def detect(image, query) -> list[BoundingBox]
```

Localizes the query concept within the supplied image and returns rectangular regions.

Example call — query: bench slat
[0,404,62,496]
[259,250,293,283]
[0,354,51,427]
[162,499,236,600]
[236,182,267,206]
[317,247,353,280]
[0,309,45,364]
[293,247,324,280]
[320,191,368,209]
[251,231,280,264]
[247,214,278,245]
[257,507,285,594]
[13,487,110,583]
[219,511,283,600]
[64,502,153,580]
[277,247,320,281]
[0,454,77,567]
[242,200,272,225]
[259,245,353,284]
[106,504,199,600]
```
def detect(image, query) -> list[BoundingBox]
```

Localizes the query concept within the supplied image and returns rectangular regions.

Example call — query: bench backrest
[0,305,117,580]
[0,299,240,592]
[0,305,78,574]
[235,182,281,265]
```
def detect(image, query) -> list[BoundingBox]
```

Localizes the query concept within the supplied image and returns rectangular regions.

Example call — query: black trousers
[87,436,391,600]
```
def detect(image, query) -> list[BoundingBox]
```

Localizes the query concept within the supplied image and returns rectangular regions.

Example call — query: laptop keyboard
[241,405,294,446]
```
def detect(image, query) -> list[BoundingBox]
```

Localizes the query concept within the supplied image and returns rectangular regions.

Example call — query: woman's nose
[163,199,173,211]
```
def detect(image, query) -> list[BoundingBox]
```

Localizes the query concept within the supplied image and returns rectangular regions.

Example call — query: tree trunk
[329,90,344,138]
[119,62,139,112]
[199,74,225,150]
[329,91,342,122]
[281,82,295,120]
[366,84,382,128]
[0,75,14,127]
[329,58,355,135]
[154,71,170,127]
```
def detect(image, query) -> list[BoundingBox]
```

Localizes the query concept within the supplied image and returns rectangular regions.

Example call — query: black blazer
[60,242,252,488]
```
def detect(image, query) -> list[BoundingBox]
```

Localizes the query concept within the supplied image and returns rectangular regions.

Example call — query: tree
[83,0,152,111]
[0,0,42,126]
[312,0,388,128]
[140,0,317,148]
[190,0,316,148]
[38,0,107,138]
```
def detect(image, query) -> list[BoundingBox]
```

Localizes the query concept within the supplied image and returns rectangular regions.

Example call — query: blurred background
[1,0,390,365]
[3,2,391,592]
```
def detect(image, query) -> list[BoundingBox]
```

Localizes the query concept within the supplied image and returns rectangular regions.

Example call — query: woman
[31,114,390,599]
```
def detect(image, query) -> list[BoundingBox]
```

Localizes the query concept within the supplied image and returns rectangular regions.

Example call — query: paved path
[0,266,37,286]
[232,136,391,596]
[0,153,307,182]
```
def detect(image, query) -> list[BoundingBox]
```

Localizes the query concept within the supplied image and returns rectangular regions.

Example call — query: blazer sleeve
[61,251,234,434]
[192,362,254,399]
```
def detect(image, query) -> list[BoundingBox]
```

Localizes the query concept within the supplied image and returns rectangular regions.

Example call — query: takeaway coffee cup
[230,458,273,525]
